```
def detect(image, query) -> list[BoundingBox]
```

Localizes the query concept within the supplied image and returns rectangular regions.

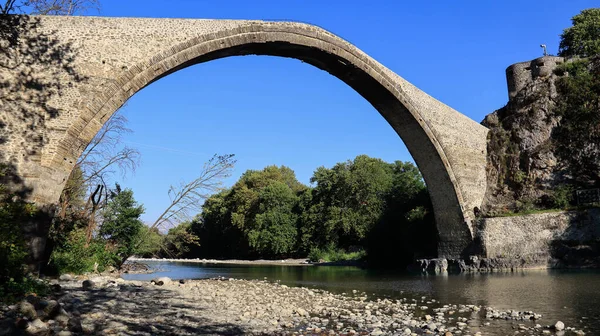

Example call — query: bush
[0,277,49,304]
[308,244,365,262]
[551,185,575,209]
[0,164,47,301]
[51,229,118,274]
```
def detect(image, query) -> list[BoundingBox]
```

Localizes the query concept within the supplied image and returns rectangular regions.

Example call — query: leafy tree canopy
[559,8,600,57]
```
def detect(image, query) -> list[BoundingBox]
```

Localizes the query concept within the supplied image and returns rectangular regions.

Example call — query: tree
[191,165,306,259]
[48,114,140,264]
[151,154,236,230]
[553,57,600,186]
[246,181,299,257]
[558,8,600,57]
[160,222,199,257]
[98,184,144,266]
[302,155,394,249]
[1,0,99,14]
[191,190,248,258]
[0,0,18,13]
[365,161,435,267]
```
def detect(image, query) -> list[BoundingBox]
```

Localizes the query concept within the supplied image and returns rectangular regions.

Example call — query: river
[123,261,599,334]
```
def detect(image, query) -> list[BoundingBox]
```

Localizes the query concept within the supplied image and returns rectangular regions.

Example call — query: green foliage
[553,57,600,187]
[365,161,435,268]
[307,244,366,263]
[161,222,200,257]
[134,226,163,257]
[99,184,145,262]
[194,166,305,259]
[0,277,49,304]
[51,229,118,274]
[0,165,45,300]
[246,181,299,257]
[550,185,575,209]
[513,170,527,184]
[192,156,433,268]
[302,155,394,249]
[515,199,536,213]
[559,8,600,57]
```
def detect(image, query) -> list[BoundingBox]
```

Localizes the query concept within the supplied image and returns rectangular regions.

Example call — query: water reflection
[123,262,600,334]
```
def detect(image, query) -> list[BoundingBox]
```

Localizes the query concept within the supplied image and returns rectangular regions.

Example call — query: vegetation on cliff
[482,8,600,215]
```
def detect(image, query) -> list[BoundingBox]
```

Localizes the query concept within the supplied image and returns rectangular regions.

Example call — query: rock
[57,331,72,336]
[41,300,60,320]
[82,280,95,290]
[554,321,565,331]
[59,274,73,281]
[370,328,383,335]
[295,308,308,317]
[151,277,172,286]
[0,319,17,335]
[54,313,69,327]
[50,284,62,293]
[67,318,82,332]
[29,319,47,329]
[444,332,453,336]
[17,301,37,319]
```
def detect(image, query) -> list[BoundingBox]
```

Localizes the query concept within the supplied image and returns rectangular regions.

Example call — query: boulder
[54,313,70,327]
[67,317,82,332]
[554,321,565,331]
[16,301,37,319]
[151,277,172,286]
[82,280,95,291]
[41,300,60,320]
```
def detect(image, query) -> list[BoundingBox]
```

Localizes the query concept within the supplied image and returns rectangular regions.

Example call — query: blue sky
[92,0,597,222]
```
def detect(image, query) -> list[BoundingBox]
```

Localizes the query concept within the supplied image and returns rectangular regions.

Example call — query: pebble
[554,321,565,331]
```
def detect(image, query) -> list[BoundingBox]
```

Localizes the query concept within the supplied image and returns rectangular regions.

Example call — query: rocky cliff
[481,55,599,215]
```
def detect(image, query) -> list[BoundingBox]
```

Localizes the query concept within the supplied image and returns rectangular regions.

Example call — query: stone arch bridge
[0,15,488,259]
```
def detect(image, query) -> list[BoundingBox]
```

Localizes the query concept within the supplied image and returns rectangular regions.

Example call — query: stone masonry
[0,15,489,258]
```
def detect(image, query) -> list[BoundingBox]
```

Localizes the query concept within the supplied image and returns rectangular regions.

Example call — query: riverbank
[128,257,364,267]
[0,275,586,335]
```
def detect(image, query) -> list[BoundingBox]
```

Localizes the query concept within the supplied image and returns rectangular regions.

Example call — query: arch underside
[46,24,478,257]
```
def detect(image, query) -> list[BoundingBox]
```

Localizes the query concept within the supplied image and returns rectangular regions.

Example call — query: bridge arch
[19,18,488,258]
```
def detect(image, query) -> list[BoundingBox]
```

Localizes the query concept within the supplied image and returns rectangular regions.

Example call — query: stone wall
[477,209,600,260]
[505,56,565,100]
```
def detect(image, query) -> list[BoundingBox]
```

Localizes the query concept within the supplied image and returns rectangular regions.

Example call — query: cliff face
[481,56,569,215]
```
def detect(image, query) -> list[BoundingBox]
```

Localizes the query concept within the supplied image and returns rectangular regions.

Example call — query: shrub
[51,229,118,274]
[551,185,575,209]
[308,243,365,262]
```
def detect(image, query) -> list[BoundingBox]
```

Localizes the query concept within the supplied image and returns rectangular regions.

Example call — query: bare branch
[151,154,236,230]
[0,0,19,14]
[25,0,100,15]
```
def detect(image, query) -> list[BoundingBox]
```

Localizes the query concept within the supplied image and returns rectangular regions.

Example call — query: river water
[122,261,600,334]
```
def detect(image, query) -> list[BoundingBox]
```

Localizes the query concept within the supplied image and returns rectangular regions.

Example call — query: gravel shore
[0,275,586,335]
